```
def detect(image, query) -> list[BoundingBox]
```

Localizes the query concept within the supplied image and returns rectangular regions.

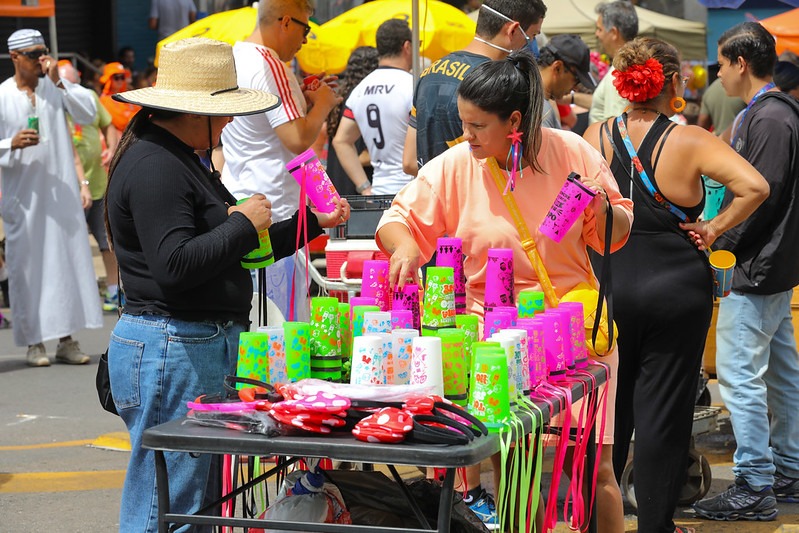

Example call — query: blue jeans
[108,314,245,533]
[716,290,799,489]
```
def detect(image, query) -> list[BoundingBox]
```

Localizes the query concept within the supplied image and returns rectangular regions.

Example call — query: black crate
[337,194,395,239]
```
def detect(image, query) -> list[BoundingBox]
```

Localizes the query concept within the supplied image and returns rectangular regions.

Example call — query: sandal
[675,527,695,533]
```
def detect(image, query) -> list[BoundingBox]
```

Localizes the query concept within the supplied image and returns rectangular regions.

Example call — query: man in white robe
[0,29,102,366]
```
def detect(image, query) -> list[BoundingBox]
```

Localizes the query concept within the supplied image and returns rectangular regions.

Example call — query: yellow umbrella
[155,7,323,66]
[302,0,475,72]
[295,24,354,74]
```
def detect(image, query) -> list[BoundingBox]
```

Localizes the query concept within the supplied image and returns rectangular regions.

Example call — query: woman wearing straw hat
[104,38,350,532]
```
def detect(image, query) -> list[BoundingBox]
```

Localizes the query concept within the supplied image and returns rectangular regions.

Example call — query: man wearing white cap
[0,29,102,366]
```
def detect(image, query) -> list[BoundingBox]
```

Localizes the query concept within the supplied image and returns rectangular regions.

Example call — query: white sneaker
[55,339,90,365]
[26,343,50,367]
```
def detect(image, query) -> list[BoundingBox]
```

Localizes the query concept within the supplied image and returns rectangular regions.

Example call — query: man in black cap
[537,34,596,129]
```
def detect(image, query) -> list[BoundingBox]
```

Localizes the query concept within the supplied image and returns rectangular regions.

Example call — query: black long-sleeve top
[106,122,323,324]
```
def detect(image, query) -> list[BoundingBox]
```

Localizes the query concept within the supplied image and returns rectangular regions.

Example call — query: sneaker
[468,490,498,530]
[693,477,778,521]
[0,315,11,329]
[773,472,799,503]
[55,339,90,365]
[26,343,49,367]
[102,289,123,313]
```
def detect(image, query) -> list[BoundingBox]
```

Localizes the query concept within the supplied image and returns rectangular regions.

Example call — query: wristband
[81,180,90,186]
[356,181,371,194]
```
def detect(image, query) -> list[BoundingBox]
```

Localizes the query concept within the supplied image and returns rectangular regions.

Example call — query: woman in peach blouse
[377,50,631,533]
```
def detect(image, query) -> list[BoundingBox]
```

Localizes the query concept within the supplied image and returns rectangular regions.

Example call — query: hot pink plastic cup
[286,148,340,213]
[517,317,547,387]
[558,302,589,369]
[539,173,596,243]
[436,237,467,314]
[541,311,567,376]
[392,283,421,331]
[361,260,391,311]
[484,310,513,340]
[349,296,377,320]
[390,310,414,330]
[484,248,515,311]
[552,308,576,373]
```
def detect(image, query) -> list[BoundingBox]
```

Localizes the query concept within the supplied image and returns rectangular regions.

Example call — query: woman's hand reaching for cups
[388,240,421,290]
[228,194,272,232]
[314,197,351,228]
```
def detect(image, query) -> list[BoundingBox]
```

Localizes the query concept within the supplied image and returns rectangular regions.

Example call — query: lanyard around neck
[731,82,775,145]
[615,115,692,223]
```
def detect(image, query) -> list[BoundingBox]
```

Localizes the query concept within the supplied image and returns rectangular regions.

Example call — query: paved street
[0,245,798,531]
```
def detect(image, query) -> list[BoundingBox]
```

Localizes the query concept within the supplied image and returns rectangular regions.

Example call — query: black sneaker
[693,477,777,521]
[773,472,799,503]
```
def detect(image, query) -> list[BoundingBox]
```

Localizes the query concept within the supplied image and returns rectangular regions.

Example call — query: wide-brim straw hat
[113,38,279,116]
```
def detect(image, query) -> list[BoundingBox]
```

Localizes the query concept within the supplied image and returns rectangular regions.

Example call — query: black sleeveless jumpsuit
[606,114,714,533]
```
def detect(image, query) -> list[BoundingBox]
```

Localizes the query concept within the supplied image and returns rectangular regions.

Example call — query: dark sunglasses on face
[18,48,49,61]
[288,17,312,37]
[111,74,126,81]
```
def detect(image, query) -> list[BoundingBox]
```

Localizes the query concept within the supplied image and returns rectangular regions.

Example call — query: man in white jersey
[221,0,340,320]
[333,19,414,196]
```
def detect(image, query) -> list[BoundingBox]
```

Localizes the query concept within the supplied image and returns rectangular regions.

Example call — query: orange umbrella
[761,8,799,55]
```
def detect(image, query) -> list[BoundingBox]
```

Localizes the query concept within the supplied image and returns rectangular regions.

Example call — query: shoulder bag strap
[486,157,559,308]
[486,157,614,352]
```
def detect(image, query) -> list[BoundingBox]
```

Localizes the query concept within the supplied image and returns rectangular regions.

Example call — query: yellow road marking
[0,470,126,493]
[0,439,93,451]
[0,432,130,452]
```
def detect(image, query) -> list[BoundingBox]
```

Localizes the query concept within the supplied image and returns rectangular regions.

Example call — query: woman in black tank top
[583,38,768,533]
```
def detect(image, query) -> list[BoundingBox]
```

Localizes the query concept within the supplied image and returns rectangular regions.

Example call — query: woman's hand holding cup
[229,193,272,232]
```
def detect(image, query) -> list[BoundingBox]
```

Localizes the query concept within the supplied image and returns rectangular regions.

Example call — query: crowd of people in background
[2,0,799,532]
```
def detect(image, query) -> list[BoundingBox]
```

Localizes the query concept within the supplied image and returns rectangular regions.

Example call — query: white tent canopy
[541,0,707,61]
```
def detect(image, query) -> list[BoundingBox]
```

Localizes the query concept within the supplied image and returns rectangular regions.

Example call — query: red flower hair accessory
[612,58,666,102]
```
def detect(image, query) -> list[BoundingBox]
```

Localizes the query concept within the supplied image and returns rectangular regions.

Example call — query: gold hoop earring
[670,96,686,113]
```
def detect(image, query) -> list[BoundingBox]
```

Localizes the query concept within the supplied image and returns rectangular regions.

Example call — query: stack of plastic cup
[422,267,456,336]
[468,342,511,432]
[484,248,515,311]
[517,289,545,318]
[309,297,341,381]
[236,332,269,387]
[493,305,519,325]
[516,317,546,388]
[258,325,286,385]
[484,309,513,340]
[349,296,377,316]
[528,316,549,386]
[541,311,567,376]
[237,198,274,269]
[496,328,530,395]
[410,336,444,396]
[283,321,311,382]
[487,333,518,405]
[350,335,386,385]
[391,328,419,385]
[393,284,421,331]
[455,314,479,374]
[338,302,352,361]
[390,309,414,330]
[360,260,391,311]
[436,237,467,315]
[558,302,589,369]
[437,328,468,406]
[363,311,391,335]
[553,308,578,373]
[352,304,381,338]
[286,148,340,213]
